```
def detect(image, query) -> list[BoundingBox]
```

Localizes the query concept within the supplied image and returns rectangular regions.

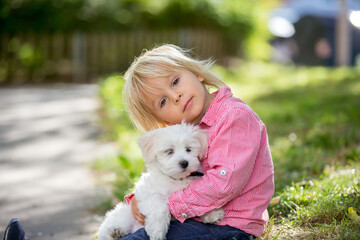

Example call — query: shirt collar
[200,86,232,127]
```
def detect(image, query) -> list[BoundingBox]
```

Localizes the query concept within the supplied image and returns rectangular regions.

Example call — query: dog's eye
[186,147,191,152]
[165,149,174,155]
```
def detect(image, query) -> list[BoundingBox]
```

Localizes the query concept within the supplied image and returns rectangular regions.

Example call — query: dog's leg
[98,202,136,240]
[200,208,225,224]
[139,198,171,240]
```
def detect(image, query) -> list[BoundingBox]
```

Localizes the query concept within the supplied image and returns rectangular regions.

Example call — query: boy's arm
[169,109,262,222]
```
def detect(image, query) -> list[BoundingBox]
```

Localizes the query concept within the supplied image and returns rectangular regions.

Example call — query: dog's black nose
[179,160,189,169]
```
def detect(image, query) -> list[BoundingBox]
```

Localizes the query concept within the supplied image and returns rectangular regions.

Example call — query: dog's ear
[137,130,157,164]
[193,127,208,160]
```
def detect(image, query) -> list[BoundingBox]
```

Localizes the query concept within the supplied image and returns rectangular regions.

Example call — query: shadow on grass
[251,76,360,191]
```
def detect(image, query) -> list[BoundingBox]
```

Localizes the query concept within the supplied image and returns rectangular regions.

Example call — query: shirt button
[220,170,227,176]
[181,213,188,218]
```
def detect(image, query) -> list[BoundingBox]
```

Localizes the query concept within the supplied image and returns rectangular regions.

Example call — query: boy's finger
[135,213,145,225]
[137,211,145,219]
[136,216,145,225]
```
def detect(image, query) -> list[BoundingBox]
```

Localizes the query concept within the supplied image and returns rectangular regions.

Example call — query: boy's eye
[172,78,179,87]
[160,98,167,108]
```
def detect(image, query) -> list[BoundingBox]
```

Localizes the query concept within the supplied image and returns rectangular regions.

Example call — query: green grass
[96,62,360,238]
[262,162,360,239]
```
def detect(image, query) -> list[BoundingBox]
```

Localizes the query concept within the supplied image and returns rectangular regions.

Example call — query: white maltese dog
[98,122,224,240]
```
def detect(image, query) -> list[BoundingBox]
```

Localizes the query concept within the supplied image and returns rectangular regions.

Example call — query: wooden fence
[0,29,231,84]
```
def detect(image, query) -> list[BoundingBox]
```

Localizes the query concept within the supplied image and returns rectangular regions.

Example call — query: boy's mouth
[184,97,193,112]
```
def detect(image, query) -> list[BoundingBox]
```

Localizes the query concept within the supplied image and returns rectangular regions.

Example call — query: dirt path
[0,84,115,240]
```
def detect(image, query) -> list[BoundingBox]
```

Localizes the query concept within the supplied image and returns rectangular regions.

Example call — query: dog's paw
[98,225,127,240]
[97,230,114,240]
[201,208,225,224]
[111,228,127,239]
[145,222,168,240]
[148,230,167,240]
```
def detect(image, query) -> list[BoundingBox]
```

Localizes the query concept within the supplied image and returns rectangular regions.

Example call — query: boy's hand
[131,197,145,226]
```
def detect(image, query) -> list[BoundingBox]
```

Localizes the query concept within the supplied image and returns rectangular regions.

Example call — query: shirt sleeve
[124,192,134,204]
[168,108,262,222]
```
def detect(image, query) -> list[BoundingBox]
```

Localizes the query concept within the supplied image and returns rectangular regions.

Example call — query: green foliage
[18,43,44,78]
[346,149,360,162]
[0,0,85,33]
[112,155,144,200]
[98,74,134,140]
[0,1,277,82]
[92,153,144,202]
[0,37,45,81]
[0,0,279,59]
[0,0,256,38]
[96,74,143,201]
[243,0,279,60]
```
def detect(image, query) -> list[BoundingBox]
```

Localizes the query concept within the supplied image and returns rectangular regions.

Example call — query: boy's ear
[197,75,205,82]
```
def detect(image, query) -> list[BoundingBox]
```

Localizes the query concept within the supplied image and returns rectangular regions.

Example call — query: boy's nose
[174,93,182,104]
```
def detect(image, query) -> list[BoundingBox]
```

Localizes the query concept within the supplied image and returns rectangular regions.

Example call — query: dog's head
[137,122,207,180]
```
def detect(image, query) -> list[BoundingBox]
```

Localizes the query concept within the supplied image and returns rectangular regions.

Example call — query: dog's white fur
[98,123,224,240]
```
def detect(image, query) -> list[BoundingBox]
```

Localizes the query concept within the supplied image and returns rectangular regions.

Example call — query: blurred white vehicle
[268,0,360,66]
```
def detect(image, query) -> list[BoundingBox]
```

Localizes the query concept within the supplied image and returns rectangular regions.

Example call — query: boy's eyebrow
[168,71,178,80]
[142,88,157,110]
[151,97,157,109]
[148,89,161,109]
[145,74,174,109]
[146,92,157,109]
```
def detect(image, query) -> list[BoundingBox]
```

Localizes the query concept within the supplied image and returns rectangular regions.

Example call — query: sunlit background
[1,1,360,240]
[0,0,359,84]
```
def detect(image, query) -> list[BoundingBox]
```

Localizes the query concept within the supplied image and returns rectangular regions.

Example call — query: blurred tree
[0,0,264,59]
[0,0,254,37]
[0,0,85,33]
[0,0,275,83]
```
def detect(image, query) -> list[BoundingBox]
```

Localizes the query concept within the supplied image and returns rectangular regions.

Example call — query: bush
[96,74,143,200]
[0,0,255,38]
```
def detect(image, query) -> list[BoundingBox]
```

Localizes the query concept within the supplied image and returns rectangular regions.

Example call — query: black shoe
[3,218,29,240]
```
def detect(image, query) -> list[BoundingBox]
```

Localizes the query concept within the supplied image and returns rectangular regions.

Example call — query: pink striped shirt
[168,86,274,237]
[125,86,274,237]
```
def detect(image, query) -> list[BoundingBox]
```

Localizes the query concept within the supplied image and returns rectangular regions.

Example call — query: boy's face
[144,69,214,125]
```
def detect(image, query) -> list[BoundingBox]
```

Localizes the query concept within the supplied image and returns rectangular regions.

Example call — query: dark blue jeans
[3,218,29,240]
[118,219,255,240]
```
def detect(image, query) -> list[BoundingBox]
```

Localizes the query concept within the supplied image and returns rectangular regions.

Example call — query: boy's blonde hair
[124,44,225,132]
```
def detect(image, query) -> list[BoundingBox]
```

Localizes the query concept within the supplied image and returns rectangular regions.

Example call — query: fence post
[72,32,87,82]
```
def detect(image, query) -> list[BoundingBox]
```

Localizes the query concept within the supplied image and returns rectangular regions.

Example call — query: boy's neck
[192,91,215,125]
